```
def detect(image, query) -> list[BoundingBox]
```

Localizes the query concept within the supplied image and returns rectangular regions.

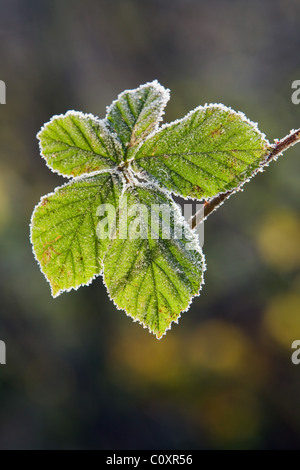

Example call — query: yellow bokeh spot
[185,320,251,374]
[257,211,300,271]
[109,328,183,385]
[263,293,300,347]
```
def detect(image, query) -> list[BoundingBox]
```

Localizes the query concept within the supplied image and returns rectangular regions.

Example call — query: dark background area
[0,0,300,449]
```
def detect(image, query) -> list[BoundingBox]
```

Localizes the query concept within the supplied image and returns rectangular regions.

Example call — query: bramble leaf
[30,172,123,297]
[102,184,205,338]
[31,80,300,339]
[132,105,272,199]
[38,111,123,177]
[106,80,170,156]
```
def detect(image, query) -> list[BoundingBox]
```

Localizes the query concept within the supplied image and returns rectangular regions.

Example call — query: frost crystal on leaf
[106,80,170,157]
[38,111,124,177]
[30,173,124,297]
[31,80,289,338]
[102,184,205,338]
[132,104,272,199]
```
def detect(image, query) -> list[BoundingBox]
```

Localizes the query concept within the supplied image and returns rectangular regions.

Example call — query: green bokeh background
[0,0,300,449]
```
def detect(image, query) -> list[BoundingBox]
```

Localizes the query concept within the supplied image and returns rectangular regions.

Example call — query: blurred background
[0,0,300,450]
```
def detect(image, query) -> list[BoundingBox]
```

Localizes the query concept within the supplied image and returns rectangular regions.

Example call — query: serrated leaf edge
[101,181,206,339]
[37,110,123,179]
[29,171,127,298]
[105,79,171,133]
[131,102,272,201]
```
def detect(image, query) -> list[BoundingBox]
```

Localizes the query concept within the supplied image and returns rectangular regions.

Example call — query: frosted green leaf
[106,80,170,157]
[132,105,272,199]
[30,172,123,297]
[38,111,123,177]
[31,80,300,339]
[102,184,205,338]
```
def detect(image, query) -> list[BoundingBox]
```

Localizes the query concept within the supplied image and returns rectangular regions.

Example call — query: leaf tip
[50,285,62,299]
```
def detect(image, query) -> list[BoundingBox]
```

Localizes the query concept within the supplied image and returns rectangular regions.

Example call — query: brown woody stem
[190,128,300,229]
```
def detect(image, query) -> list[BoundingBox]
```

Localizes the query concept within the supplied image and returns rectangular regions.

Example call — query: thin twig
[190,128,300,229]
